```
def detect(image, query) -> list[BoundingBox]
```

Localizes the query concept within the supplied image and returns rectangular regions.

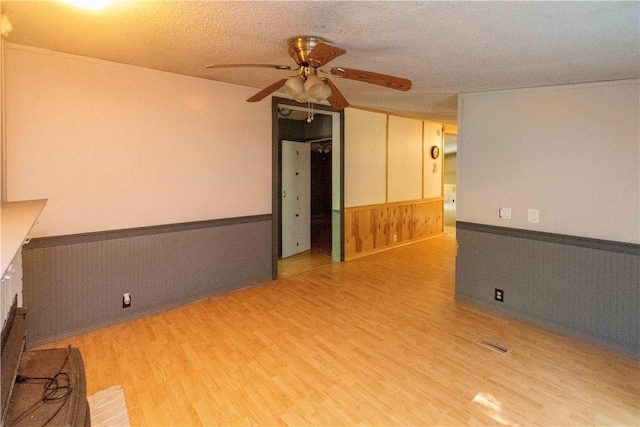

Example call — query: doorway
[443,133,457,235]
[272,98,344,278]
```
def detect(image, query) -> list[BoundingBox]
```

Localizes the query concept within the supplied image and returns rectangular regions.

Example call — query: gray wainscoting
[22,215,272,347]
[456,222,639,357]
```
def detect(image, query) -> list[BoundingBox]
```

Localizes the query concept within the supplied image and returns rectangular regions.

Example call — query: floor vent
[478,339,512,355]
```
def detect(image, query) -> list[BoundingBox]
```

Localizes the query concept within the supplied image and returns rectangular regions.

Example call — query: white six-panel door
[281,140,311,258]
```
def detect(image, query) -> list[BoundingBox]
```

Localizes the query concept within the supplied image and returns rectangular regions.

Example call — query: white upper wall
[423,121,443,199]
[344,108,387,207]
[5,44,272,237]
[458,79,639,244]
[344,108,445,208]
[387,116,423,203]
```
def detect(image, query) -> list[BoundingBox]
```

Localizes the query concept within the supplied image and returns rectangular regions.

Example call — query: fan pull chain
[307,102,314,122]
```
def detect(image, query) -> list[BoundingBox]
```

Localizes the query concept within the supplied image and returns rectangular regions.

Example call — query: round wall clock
[430,145,440,159]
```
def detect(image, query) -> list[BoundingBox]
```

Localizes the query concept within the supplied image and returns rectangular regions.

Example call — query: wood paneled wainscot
[345,199,443,259]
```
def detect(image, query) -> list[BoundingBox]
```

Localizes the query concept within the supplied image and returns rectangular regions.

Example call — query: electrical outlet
[123,292,131,308]
[528,209,539,223]
[393,234,398,242]
[494,288,504,302]
[499,208,511,219]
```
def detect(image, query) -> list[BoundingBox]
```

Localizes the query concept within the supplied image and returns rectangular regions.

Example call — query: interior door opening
[272,98,343,278]
[443,132,457,235]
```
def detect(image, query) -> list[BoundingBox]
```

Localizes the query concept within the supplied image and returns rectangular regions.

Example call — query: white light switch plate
[528,209,539,223]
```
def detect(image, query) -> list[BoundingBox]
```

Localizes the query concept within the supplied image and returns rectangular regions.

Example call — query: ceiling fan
[205,36,412,111]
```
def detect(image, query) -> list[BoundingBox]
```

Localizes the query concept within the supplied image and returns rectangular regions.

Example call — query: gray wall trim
[457,221,640,255]
[456,227,639,357]
[23,214,272,249]
[26,281,257,348]
[456,294,639,359]
[22,218,272,346]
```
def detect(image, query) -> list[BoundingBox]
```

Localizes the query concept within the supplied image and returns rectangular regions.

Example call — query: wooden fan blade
[206,64,294,70]
[330,67,412,91]
[247,79,287,102]
[324,79,349,111]
[307,42,346,68]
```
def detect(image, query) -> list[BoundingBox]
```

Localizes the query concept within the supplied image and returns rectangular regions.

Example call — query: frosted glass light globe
[284,76,305,97]
[304,75,324,99]
[294,91,310,103]
[317,81,332,101]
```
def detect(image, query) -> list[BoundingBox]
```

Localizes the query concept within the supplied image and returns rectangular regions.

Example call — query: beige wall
[344,108,445,208]
[344,108,386,207]
[458,79,640,244]
[5,44,272,238]
[422,121,443,199]
[388,115,423,202]
[1,5,13,326]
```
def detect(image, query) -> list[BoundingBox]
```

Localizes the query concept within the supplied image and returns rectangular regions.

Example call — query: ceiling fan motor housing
[288,36,327,66]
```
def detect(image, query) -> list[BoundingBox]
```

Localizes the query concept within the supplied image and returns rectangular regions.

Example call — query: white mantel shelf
[1,199,47,277]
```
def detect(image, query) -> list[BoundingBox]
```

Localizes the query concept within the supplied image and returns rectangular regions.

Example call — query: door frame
[271,97,345,279]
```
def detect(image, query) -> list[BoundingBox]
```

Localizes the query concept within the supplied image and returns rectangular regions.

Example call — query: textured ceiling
[2,1,639,124]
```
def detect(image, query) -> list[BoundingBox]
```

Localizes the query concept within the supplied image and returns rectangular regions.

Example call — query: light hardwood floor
[40,235,639,426]
[278,249,333,278]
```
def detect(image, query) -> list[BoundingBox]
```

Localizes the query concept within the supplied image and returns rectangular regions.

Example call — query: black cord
[9,346,74,427]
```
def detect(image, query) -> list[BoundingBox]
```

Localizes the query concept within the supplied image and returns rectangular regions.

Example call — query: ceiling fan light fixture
[285,73,331,103]
[293,91,311,103]
[284,76,305,97]
[309,88,330,102]
[211,36,412,111]
[317,82,332,101]
[305,75,324,96]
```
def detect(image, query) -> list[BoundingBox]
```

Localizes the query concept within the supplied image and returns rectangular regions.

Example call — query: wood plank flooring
[39,235,639,426]
[279,214,333,278]
[278,249,333,278]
